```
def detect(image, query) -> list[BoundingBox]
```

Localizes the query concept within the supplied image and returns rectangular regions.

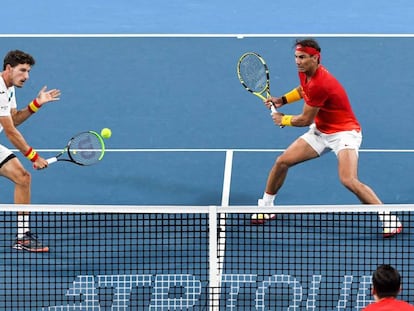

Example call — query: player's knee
[340,176,358,191]
[275,154,293,169]
[16,170,31,188]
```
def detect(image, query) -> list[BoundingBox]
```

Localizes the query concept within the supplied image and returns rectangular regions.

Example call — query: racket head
[237,52,271,100]
[66,131,105,166]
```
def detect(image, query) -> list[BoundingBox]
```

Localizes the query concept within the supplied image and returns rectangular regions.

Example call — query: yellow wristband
[281,115,293,126]
[24,147,39,162]
[28,99,41,113]
[282,88,301,104]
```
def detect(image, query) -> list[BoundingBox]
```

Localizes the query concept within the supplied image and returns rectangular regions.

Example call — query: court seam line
[25,148,414,153]
[1,34,414,38]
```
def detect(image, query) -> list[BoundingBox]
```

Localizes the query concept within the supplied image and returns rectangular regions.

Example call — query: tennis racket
[45,131,105,167]
[237,52,278,114]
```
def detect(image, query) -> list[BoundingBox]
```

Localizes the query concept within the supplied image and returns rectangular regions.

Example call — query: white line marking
[28,148,412,153]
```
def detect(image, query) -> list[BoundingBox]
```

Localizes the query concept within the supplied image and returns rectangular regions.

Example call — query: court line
[1,34,414,38]
[221,150,233,207]
[28,148,414,153]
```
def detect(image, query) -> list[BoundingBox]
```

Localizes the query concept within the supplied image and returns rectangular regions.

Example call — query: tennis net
[0,204,413,310]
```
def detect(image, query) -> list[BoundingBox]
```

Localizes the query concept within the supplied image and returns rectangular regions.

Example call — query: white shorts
[0,144,15,167]
[300,124,362,157]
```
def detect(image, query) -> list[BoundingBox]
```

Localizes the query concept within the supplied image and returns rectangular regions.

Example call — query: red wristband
[28,99,41,114]
[24,147,39,162]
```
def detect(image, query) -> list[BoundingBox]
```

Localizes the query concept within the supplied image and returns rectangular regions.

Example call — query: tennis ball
[101,128,112,139]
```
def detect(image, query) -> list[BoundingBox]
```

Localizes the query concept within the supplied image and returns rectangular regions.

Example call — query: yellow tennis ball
[101,128,112,139]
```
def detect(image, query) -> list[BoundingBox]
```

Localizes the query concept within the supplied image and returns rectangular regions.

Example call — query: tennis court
[0,36,413,310]
[0,36,412,205]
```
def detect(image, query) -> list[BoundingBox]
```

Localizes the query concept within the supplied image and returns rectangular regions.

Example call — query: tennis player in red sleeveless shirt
[252,38,402,238]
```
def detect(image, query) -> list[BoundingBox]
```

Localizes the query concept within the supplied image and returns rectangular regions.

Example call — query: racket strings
[68,132,105,165]
[238,54,268,93]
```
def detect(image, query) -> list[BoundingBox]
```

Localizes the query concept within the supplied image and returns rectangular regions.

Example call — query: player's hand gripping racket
[237,52,284,127]
[44,131,105,167]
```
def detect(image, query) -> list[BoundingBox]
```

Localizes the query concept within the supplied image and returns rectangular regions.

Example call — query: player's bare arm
[271,103,319,127]
[0,115,48,168]
[11,86,61,126]
[264,86,302,109]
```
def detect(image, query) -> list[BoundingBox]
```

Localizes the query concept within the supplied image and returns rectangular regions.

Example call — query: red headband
[295,45,320,59]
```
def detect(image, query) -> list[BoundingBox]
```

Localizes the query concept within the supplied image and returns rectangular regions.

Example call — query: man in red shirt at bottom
[362,264,414,311]
[252,38,402,238]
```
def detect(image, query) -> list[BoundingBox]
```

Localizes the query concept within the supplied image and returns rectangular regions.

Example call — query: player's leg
[0,152,49,252]
[336,148,402,237]
[337,149,381,204]
[252,136,320,224]
[1,157,31,204]
[265,137,320,196]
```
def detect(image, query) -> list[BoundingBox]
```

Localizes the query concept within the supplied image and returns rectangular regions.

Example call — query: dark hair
[294,38,321,53]
[3,50,35,70]
[372,264,401,298]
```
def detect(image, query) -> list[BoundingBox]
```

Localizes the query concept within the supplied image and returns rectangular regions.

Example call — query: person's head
[372,264,401,300]
[2,50,35,88]
[294,38,321,74]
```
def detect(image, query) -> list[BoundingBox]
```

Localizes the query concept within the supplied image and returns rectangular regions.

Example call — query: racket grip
[46,157,58,164]
[269,105,284,128]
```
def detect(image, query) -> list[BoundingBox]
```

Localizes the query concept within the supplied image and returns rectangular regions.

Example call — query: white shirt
[0,73,17,133]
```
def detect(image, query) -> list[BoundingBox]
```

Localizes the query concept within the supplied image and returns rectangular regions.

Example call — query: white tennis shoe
[381,214,403,238]
[251,199,276,225]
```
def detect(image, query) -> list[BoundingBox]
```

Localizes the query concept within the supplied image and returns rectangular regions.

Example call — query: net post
[215,149,231,309]
[209,205,220,310]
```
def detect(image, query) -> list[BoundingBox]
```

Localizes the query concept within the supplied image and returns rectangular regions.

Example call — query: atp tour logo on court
[43,273,374,310]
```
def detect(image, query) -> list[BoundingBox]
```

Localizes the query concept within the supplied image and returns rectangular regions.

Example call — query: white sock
[263,192,276,205]
[17,214,30,238]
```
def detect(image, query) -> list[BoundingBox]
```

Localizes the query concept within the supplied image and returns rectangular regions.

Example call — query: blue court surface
[0,36,413,310]
[2,1,414,34]
[0,36,411,205]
